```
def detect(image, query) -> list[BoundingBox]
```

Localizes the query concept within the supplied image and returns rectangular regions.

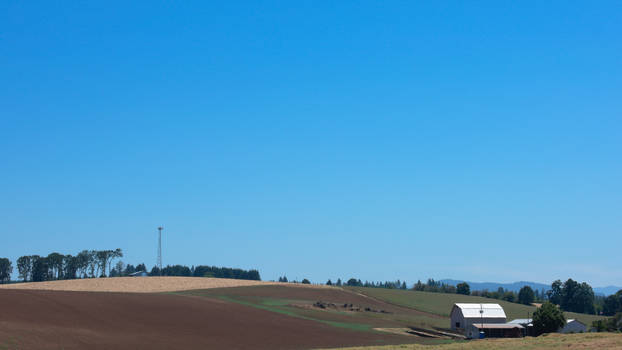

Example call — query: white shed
[560,319,587,333]
[450,303,507,332]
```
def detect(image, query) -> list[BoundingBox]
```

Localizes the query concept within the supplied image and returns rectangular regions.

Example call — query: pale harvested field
[322,333,622,350]
[0,277,330,293]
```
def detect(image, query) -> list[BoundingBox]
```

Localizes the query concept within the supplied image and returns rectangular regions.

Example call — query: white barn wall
[450,303,507,332]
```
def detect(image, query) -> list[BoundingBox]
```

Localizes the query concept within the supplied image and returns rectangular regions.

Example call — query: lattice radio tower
[157,226,163,276]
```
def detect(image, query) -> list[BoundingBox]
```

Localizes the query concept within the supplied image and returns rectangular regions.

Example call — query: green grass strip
[218,296,371,332]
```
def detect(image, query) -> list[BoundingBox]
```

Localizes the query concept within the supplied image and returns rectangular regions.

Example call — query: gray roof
[566,319,585,325]
[508,318,532,324]
[129,270,148,276]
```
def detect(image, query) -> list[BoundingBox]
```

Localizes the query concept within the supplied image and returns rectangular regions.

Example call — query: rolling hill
[346,287,604,327]
[439,279,621,296]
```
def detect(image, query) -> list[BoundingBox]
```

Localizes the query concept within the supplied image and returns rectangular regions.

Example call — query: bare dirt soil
[0,276,332,293]
[0,289,416,350]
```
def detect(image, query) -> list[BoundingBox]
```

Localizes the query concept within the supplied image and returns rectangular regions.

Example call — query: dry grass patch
[321,332,622,350]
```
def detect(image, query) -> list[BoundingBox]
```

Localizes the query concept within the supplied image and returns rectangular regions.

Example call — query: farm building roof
[453,303,506,318]
[567,319,584,325]
[471,323,524,329]
[508,318,532,324]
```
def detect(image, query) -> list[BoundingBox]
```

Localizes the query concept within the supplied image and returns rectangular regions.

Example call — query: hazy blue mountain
[594,286,622,296]
[440,279,621,296]
[439,279,550,293]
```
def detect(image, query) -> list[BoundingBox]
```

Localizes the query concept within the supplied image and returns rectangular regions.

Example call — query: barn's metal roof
[453,303,506,318]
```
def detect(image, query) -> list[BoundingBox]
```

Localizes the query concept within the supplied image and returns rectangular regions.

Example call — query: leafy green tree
[87,250,98,277]
[518,286,535,305]
[547,279,595,314]
[326,279,332,286]
[346,278,362,286]
[161,265,192,276]
[31,256,48,282]
[592,312,622,332]
[108,248,123,275]
[302,278,311,284]
[63,255,78,279]
[602,295,619,316]
[0,258,12,283]
[95,250,112,277]
[456,282,470,295]
[135,263,147,272]
[46,252,64,280]
[547,279,563,305]
[17,256,32,282]
[75,250,90,278]
[602,291,622,316]
[413,280,425,291]
[149,266,161,276]
[336,278,342,286]
[532,302,565,336]
[503,291,516,302]
[110,261,125,277]
[560,279,595,314]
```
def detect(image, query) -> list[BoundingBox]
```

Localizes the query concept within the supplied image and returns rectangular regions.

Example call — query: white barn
[450,303,507,332]
[560,319,587,333]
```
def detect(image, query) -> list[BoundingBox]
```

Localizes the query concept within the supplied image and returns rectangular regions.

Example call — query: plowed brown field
[0,289,416,350]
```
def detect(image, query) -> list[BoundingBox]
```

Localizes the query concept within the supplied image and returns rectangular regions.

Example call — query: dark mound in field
[0,288,414,350]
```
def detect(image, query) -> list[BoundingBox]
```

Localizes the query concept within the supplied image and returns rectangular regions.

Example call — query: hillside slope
[346,287,604,327]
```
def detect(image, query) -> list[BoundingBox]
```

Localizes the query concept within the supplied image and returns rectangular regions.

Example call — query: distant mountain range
[439,279,621,296]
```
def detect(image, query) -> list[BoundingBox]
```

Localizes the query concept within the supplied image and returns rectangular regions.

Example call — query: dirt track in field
[0,276,332,293]
[0,289,415,350]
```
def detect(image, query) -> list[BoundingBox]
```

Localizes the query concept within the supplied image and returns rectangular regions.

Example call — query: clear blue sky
[1,1,621,286]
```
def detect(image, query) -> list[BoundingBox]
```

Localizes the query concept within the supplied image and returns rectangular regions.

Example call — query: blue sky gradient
[1,1,621,286]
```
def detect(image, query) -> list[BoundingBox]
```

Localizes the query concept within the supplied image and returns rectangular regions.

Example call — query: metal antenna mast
[157,226,163,275]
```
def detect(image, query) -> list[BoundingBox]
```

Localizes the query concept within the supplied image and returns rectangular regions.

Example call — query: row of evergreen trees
[109,262,261,281]
[336,278,408,289]
[470,286,547,304]
[277,276,408,289]
[413,279,459,293]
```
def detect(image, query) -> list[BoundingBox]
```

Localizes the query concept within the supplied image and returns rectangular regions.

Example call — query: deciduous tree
[456,282,470,295]
[16,256,32,282]
[518,286,535,305]
[532,302,565,336]
[0,258,12,283]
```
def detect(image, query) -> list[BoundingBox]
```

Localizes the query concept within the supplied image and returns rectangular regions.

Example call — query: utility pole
[157,226,163,276]
[480,304,484,338]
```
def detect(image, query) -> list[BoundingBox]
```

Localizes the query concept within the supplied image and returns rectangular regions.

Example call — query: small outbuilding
[450,303,507,334]
[467,323,524,339]
[508,318,534,336]
[560,319,587,333]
